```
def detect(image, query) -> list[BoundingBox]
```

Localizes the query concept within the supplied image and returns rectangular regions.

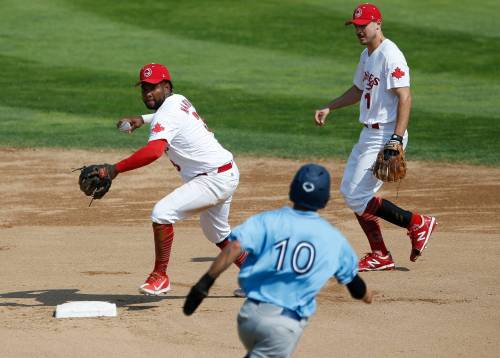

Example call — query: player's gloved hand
[101,163,118,180]
[373,134,407,182]
[78,163,118,200]
[183,273,216,316]
[383,134,403,160]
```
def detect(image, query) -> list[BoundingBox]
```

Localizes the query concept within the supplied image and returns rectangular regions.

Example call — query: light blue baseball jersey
[229,206,358,318]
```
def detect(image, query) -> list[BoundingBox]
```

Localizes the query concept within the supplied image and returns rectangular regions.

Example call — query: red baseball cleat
[408,215,437,262]
[139,272,171,295]
[358,252,395,272]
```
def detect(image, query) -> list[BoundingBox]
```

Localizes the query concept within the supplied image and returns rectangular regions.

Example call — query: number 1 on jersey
[274,239,289,271]
[364,92,371,109]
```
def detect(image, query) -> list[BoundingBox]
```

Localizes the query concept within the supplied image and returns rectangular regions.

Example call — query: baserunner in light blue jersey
[184,164,373,358]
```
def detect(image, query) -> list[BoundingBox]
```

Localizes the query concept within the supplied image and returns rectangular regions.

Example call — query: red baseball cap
[136,63,171,85]
[345,3,382,25]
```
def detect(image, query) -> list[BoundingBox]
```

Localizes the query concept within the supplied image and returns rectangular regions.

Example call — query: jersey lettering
[180,99,192,113]
[191,111,210,131]
[182,101,209,130]
[363,71,380,90]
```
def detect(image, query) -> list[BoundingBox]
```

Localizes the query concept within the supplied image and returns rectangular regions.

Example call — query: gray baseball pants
[237,299,308,358]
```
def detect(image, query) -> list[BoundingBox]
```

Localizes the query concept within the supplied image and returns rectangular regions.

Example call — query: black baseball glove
[78,164,116,200]
[183,273,216,316]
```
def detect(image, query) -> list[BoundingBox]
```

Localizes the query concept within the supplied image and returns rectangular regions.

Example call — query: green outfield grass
[0,0,499,165]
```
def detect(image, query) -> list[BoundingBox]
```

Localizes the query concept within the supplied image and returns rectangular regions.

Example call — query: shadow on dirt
[191,256,216,262]
[0,289,237,310]
[0,289,176,309]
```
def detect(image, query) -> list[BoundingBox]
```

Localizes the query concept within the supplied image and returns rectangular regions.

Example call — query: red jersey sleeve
[115,139,167,173]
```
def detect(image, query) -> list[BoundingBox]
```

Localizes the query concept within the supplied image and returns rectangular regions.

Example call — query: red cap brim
[135,78,164,86]
[345,19,373,25]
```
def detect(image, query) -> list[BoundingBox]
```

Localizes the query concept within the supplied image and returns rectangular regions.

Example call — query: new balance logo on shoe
[408,215,437,262]
[367,258,381,267]
[359,252,395,272]
[417,231,427,241]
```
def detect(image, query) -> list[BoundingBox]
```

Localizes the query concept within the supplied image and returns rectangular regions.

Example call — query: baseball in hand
[118,121,132,132]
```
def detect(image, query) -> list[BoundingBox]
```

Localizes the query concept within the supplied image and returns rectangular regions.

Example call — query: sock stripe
[355,213,388,255]
[152,223,174,274]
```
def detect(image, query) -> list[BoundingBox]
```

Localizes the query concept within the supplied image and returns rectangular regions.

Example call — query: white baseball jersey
[147,94,233,179]
[353,39,410,125]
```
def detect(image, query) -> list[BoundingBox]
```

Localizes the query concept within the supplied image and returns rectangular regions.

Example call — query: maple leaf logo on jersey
[151,123,165,133]
[391,67,405,79]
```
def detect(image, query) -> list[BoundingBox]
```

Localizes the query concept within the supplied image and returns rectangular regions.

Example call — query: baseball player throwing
[184,164,372,358]
[314,3,437,271]
[83,63,247,295]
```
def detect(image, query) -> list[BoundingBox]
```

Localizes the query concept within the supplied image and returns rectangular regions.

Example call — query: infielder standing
[95,63,246,295]
[184,164,372,358]
[314,3,437,271]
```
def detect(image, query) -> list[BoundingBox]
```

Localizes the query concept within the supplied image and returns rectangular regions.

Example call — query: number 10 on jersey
[274,239,316,274]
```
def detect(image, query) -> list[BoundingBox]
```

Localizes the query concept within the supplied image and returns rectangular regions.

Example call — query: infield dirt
[1,148,499,357]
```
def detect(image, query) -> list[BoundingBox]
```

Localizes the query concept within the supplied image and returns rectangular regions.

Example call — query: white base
[55,301,117,318]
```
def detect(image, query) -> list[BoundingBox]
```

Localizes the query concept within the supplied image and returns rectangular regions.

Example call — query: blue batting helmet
[289,164,331,210]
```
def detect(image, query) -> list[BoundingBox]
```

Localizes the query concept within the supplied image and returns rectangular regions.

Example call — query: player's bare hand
[314,108,330,127]
[363,288,373,304]
[116,116,144,133]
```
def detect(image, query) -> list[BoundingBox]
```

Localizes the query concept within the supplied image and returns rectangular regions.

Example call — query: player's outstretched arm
[183,240,244,316]
[114,139,166,174]
[314,85,363,126]
[207,240,244,279]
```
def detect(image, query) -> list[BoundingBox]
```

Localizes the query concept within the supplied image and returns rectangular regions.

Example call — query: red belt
[363,123,380,129]
[196,162,233,177]
[216,162,233,173]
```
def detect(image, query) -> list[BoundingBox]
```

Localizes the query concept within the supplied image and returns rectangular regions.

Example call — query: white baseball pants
[340,123,408,215]
[151,163,239,244]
